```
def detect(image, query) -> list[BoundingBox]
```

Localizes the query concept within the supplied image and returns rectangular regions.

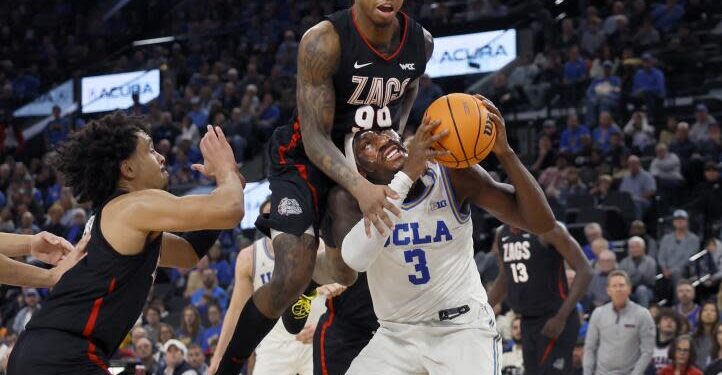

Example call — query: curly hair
[55,112,148,207]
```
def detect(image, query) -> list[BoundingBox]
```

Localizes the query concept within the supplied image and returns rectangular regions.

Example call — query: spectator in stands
[587,250,618,308]
[705,323,722,375]
[686,161,722,236]
[487,73,514,112]
[624,110,656,154]
[151,112,180,145]
[177,306,204,347]
[603,1,627,35]
[593,111,622,153]
[135,336,160,375]
[670,122,698,160]
[559,166,588,205]
[16,211,39,235]
[530,134,557,176]
[590,174,613,205]
[654,309,682,371]
[633,17,662,50]
[561,113,590,154]
[620,155,657,219]
[583,270,655,374]
[659,210,701,286]
[586,62,622,127]
[557,18,579,50]
[184,257,210,299]
[65,208,86,244]
[583,223,604,261]
[539,154,570,199]
[619,236,657,307]
[650,0,685,33]
[143,305,162,344]
[661,116,679,146]
[562,46,588,106]
[606,131,630,170]
[187,344,208,374]
[41,203,66,237]
[201,303,223,353]
[159,322,176,346]
[191,268,228,314]
[651,143,684,189]
[159,339,198,375]
[631,53,666,120]
[690,104,719,146]
[581,16,606,57]
[187,97,208,131]
[45,105,70,149]
[12,288,41,334]
[698,123,722,163]
[254,92,281,141]
[677,280,702,331]
[630,220,659,260]
[658,334,703,375]
[507,54,542,109]
[692,301,718,368]
[501,315,523,372]
[207,242,232,288]
[177,115,200,146]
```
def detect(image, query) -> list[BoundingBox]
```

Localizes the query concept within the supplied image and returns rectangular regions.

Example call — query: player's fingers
[383,186,400,200]
[428,150,451,159]
[428,128,450,144]
[370,214,386,236]
[382,197,402,217]
[379,210,395,231]
[214,126,228,144]
[488,112,505,128]
[479,97,502,119]
[56,237,75,255]
[191,164,207,175]
[363,217,371,237]
[76,234,91,253]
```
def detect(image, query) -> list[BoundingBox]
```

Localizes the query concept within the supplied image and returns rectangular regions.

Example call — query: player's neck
[352,5,399,51]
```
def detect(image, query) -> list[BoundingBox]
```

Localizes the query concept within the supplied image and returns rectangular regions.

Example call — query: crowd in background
[1,0,722,374]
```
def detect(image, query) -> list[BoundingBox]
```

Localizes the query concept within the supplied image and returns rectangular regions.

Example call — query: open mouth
[377,4,394,13]
[380,143,404,161]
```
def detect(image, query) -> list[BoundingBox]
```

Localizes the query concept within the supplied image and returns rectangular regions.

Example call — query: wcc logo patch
[278,197,302,216]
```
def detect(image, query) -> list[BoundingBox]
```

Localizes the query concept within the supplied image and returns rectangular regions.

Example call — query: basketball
[423,93,497,168]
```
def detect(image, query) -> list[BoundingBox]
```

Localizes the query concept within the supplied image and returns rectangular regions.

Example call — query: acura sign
[81,69,160,113]
[426,29,517,78]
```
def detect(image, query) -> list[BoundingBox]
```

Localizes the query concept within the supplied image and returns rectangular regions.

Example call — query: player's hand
[295,323,316,344]
[472,94,512,155]
[29,231,74,265]
[317,283,347,298]
[208,355,220,375]
[541,313,567,339]
[192,125,239,179]
[354,182,400,237]
[49,234,89,285]
[403,117,450,181]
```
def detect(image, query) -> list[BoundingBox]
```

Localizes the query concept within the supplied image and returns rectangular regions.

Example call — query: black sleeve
[180,230,222,259]
[281,280,320,334]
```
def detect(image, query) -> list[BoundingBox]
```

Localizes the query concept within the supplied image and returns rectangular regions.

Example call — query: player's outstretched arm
[449,97,554,235]
[128,126,245,234]
[209,246,254,375]
[0,232,75,265]
[538,222,592,339]
[0,235,88,288]
[487,227,508,308]
[297,22,400,234]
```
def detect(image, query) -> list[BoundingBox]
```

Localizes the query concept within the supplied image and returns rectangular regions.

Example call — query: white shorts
[345,320,502,375]
[254,338,313,375]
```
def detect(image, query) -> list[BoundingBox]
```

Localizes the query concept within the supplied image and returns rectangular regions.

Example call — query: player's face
[356,0,404,27]
[127,132,169,190]
[354,129,407,182]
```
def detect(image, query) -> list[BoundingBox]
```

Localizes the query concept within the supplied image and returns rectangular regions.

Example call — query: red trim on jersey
[295,163,319,214]
[351,8,409,62]
[82,277,116,373]
[278,119,302,165]
[558,263,568,300]
[541,339,557,364]
[320,297,336,375]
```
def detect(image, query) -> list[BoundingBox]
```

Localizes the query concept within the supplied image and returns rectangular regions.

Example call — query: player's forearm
[487,278,507,308]
[397,80,419,135]
[209,169,245,226]
[212,282,252,368]
[301,127,365,195]
[496,150,555,234]
[0,233,31,257]
[0,254,55,288]
[342,172,413,271]
[557,270,591,319]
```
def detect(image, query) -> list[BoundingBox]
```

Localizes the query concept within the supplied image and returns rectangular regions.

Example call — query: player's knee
[267,233,318,313]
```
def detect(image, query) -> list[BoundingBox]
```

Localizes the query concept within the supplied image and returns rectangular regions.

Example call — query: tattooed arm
[398,28,434,135]
[298,22,400,234]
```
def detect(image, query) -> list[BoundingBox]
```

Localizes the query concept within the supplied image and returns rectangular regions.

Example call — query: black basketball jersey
[326,272,378,334]
[498,225,568,317]
[26,191,162,366]
[323,8,427,149]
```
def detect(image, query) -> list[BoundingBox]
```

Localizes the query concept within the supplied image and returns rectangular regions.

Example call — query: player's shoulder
[235,241,256,276]
[301,20,341,49]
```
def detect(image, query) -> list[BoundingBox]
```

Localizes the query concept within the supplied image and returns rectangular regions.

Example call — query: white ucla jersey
[251,238,326,344]
[366,163,488,326]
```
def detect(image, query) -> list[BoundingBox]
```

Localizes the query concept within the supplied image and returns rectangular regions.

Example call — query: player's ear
[119,159,136,180]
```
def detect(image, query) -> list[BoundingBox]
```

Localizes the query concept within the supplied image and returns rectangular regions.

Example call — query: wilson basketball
[423,93,497,168]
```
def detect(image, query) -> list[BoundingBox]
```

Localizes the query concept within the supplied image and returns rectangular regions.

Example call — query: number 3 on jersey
[403,248,430,285]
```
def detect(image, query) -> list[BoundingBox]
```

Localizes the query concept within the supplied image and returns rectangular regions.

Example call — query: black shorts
[313,310,374,375]
[521,311,580,375]
[255,121,333,240]
[7,328,110,375]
